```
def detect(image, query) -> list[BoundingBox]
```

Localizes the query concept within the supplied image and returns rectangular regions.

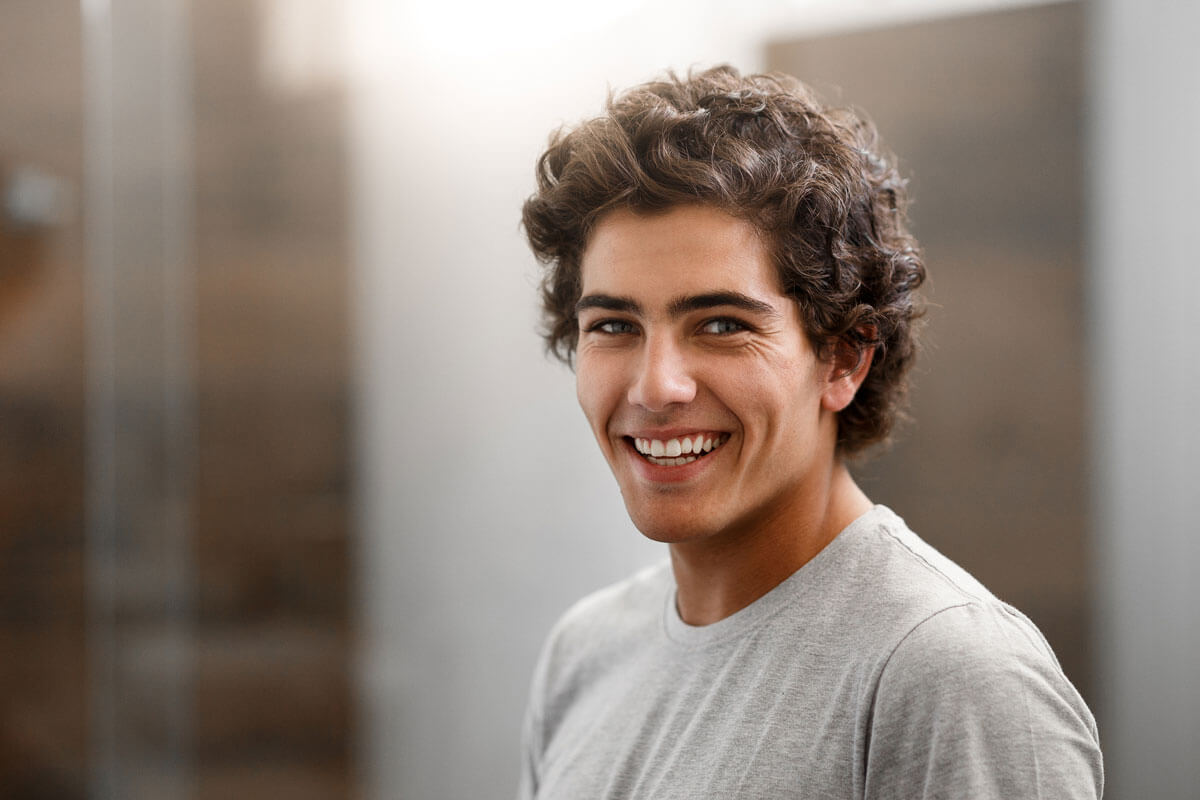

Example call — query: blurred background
[0,0,1196,797]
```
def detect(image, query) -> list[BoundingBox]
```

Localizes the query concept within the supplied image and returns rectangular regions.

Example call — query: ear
[821,337,875,413]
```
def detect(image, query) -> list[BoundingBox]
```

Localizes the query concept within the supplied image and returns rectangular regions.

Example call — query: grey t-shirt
[518,506,1102,799]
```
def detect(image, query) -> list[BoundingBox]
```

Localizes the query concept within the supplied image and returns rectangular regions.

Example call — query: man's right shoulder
[538,560,672,671]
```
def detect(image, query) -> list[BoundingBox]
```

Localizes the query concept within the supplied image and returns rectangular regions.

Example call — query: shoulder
[843,506,995,608]
[521,561,671,764]
[839,510,1106,799]
[529,560,671,697]
[843,508,1080,696]
[851,510,1100,728]
[865,601,1103,798]
[816,509,1103,797]
[544,559,671,650]
[805,506,1005,654]
[879,601,1086,720]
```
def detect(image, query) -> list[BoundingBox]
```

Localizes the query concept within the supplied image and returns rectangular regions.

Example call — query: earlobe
[821,342,874,413]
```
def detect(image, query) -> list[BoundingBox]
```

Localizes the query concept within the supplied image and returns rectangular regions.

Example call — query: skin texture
[575,205,875,625]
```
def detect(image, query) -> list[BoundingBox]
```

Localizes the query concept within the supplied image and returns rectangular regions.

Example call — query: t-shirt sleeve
[516,627,554,800]
[516,697,540,800]
[864,602,1103,800]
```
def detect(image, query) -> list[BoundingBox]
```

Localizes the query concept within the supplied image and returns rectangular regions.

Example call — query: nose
[627,334,697,412]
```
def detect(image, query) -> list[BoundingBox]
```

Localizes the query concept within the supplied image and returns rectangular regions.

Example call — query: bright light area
[335,0,1068,85]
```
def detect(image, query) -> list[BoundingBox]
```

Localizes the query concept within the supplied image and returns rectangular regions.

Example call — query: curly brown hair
[522,65,926,455]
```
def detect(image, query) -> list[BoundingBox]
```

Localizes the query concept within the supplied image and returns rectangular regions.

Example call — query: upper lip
[621,427,728,440]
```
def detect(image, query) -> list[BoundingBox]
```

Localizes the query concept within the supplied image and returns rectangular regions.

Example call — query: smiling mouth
[627,433,730,466]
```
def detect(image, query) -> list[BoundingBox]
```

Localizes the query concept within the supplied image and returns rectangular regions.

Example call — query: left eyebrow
[667,291,779,318]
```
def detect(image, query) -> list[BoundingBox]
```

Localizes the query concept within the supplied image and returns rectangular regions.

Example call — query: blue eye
[701,318,746,335]
[587,319,637,335]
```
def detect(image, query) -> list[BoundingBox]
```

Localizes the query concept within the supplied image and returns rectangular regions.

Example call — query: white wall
[1090,1,1200,797]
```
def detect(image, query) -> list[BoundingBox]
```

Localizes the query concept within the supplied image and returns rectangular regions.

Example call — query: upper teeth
[633,434,727,458]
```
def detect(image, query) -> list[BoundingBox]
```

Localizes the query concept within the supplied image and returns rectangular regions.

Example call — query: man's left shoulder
[853,509,1066,668]
[822,506,1005,643]
[830,508,1091,694]
[881,599,1072,698]
[847,510,1104,799]
[865,600,1104,798]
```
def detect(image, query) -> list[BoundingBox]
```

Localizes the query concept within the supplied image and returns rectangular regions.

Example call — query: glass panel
[1,1,353,797]
[81,0,195,795]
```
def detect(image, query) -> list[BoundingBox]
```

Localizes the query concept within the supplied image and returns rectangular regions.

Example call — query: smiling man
[517,66,1102,799]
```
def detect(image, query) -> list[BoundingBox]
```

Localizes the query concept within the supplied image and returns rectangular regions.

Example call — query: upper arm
[864,603,1103,800]
[516,697,540,800]
[517,635,553,800]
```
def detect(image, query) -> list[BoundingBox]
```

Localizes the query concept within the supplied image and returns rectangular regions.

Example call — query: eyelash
[584,319,637,335]
[699,317,748,335]
[582,317,750,336]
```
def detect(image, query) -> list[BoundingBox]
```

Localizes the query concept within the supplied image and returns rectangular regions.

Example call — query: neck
[668,460,871,627]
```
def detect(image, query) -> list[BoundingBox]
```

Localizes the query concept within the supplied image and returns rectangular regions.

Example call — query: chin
[626,508,717,545]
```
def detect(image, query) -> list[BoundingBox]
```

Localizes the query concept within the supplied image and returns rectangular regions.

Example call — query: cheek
[727,363,824,435]
[575,354,612,426]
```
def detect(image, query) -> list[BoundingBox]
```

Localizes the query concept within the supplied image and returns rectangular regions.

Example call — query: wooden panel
[190,0,353,796]
[0,2,88,797]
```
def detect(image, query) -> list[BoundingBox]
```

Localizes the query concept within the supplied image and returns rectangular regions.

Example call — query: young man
[518,66,1102,799]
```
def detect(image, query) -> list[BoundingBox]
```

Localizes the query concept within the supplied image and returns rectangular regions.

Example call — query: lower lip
[624,439,724,484]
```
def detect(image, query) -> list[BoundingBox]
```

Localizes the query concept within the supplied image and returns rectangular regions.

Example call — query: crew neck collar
[662,505,892,648]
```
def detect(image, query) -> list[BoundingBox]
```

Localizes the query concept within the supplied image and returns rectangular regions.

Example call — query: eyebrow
[668,291,777,317]
[575,291,779,318]
[575,294,641,315]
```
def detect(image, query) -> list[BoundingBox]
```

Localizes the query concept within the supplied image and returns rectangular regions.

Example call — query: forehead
[580,205,782,298]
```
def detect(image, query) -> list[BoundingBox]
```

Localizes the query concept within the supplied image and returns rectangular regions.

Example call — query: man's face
[575,205,844,545]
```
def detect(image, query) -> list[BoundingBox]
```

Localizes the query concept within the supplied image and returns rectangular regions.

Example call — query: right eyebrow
[575,294,642,315]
